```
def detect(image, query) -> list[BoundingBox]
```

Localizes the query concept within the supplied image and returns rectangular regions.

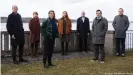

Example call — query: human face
[63,11,67,17]
[12,5,18,13]
[81,11,85,17]
[118,9,124,15]
[96,11,102,17]
[49,11,55,19]
[33,13,38,18]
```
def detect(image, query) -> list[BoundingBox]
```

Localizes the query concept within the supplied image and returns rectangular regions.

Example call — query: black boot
[30,43,35,57]
[13,60,19,64]
[19,58,28,62]
[64,42,68,55]
[34,42,39,57]
[48,63,56,66]
[61,42,65,55]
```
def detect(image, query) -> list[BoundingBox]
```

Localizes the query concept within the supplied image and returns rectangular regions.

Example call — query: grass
[1,51,133,75]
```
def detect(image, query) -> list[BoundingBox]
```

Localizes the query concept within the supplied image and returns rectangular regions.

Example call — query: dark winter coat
[29,17,40,43]
[112,15,130,38]
[92,17,108,44]
[77,17,90,38]
[6,12,25,45]
[41,18,58,39]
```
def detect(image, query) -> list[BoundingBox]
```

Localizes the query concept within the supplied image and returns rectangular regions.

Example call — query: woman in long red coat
[29,12,40,57]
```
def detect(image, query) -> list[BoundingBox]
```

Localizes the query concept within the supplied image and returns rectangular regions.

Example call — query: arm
[87,18,90,33]
[29,19,34,34]
[69,20,72,32]
[40,20,47,36]
[112,16,116,30]
[125,16,130,31]
[6,15,14,36]
[102,18,108,36]
[76,18,80,33]
[92,19,95,34]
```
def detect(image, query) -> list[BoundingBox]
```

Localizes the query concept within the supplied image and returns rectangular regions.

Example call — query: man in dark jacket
[91,10,108,63]
[41,10,58,68]
[77,11,90,52]
[112,8,130,57]
[6,5,28,64]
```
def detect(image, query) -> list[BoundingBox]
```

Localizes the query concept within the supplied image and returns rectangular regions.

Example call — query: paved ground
[1,51,94,64]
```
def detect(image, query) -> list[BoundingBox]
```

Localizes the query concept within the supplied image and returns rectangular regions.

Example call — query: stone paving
[1,51,94,64]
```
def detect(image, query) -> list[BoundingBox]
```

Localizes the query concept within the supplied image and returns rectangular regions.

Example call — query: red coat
[29,18,40,43]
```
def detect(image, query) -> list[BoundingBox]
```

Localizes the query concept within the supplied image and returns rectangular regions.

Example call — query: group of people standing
[6,5,130,69]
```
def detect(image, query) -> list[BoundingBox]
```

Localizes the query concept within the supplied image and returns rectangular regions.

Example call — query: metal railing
[126,30,133,51]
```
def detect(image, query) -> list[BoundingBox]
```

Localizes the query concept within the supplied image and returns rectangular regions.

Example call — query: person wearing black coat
[77,11,90,52]
[6,5,28,64]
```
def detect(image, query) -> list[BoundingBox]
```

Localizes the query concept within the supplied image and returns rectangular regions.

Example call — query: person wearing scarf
[41,10,58,68]
[29,12,40,57]
[91,9,108,63]
[58,11,72,55]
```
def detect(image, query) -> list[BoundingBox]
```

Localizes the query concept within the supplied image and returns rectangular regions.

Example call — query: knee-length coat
[6,12,25,45]
[92,17,108,44]
[29,17,40,43]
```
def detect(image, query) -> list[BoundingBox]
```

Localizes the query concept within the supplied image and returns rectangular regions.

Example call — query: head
[62,11,68,18]
[81,11,85,17]
[96,9,102,17]
[118,8,124,15]
[12,5,18,13]
[48,10,55,19]
[33,12,38,18]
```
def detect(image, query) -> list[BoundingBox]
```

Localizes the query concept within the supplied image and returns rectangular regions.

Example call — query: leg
[84,37,88,52]
[65,42,68,55]
[79,37,83,52]
[11,44,19,64]
[48,39,55,64]
[43,39,49,64]
[19,44,28,62]
[121,38,126,55]
[48,39,55,66]
[30,43,34,57]
[43,39,49,68]
[93,44,99,60]
[116,38,120,55]
[99,44,105,61]
[35,42,39,57]
[61,42,65,55]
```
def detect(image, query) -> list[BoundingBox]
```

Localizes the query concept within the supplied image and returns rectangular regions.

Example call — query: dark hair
[48,10,55,14]
[48,10,55,18]
[33,12,38,15]
[119,8,124,11]
[96,9,102,14]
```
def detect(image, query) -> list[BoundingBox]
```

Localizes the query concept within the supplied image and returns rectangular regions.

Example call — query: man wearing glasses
[91,9,108,63]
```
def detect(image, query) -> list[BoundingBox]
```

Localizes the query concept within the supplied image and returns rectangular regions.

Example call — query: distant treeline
[1,17,133,23]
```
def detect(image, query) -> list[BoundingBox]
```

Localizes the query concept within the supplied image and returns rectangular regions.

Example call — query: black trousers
[43,38,55,64]
[30,41,39,56]
[79,37,88,52]
[115,38,125,54]
[61,42,68,54]
[94,44,105,61]
[11,43,24,61]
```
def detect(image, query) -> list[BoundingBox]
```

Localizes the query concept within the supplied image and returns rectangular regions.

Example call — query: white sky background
[0,0,133,21]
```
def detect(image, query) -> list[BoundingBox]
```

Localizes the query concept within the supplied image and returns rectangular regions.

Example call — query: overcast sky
[0,0,133,21]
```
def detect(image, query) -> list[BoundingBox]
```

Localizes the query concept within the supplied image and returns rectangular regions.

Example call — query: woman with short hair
[29,12,40,57]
